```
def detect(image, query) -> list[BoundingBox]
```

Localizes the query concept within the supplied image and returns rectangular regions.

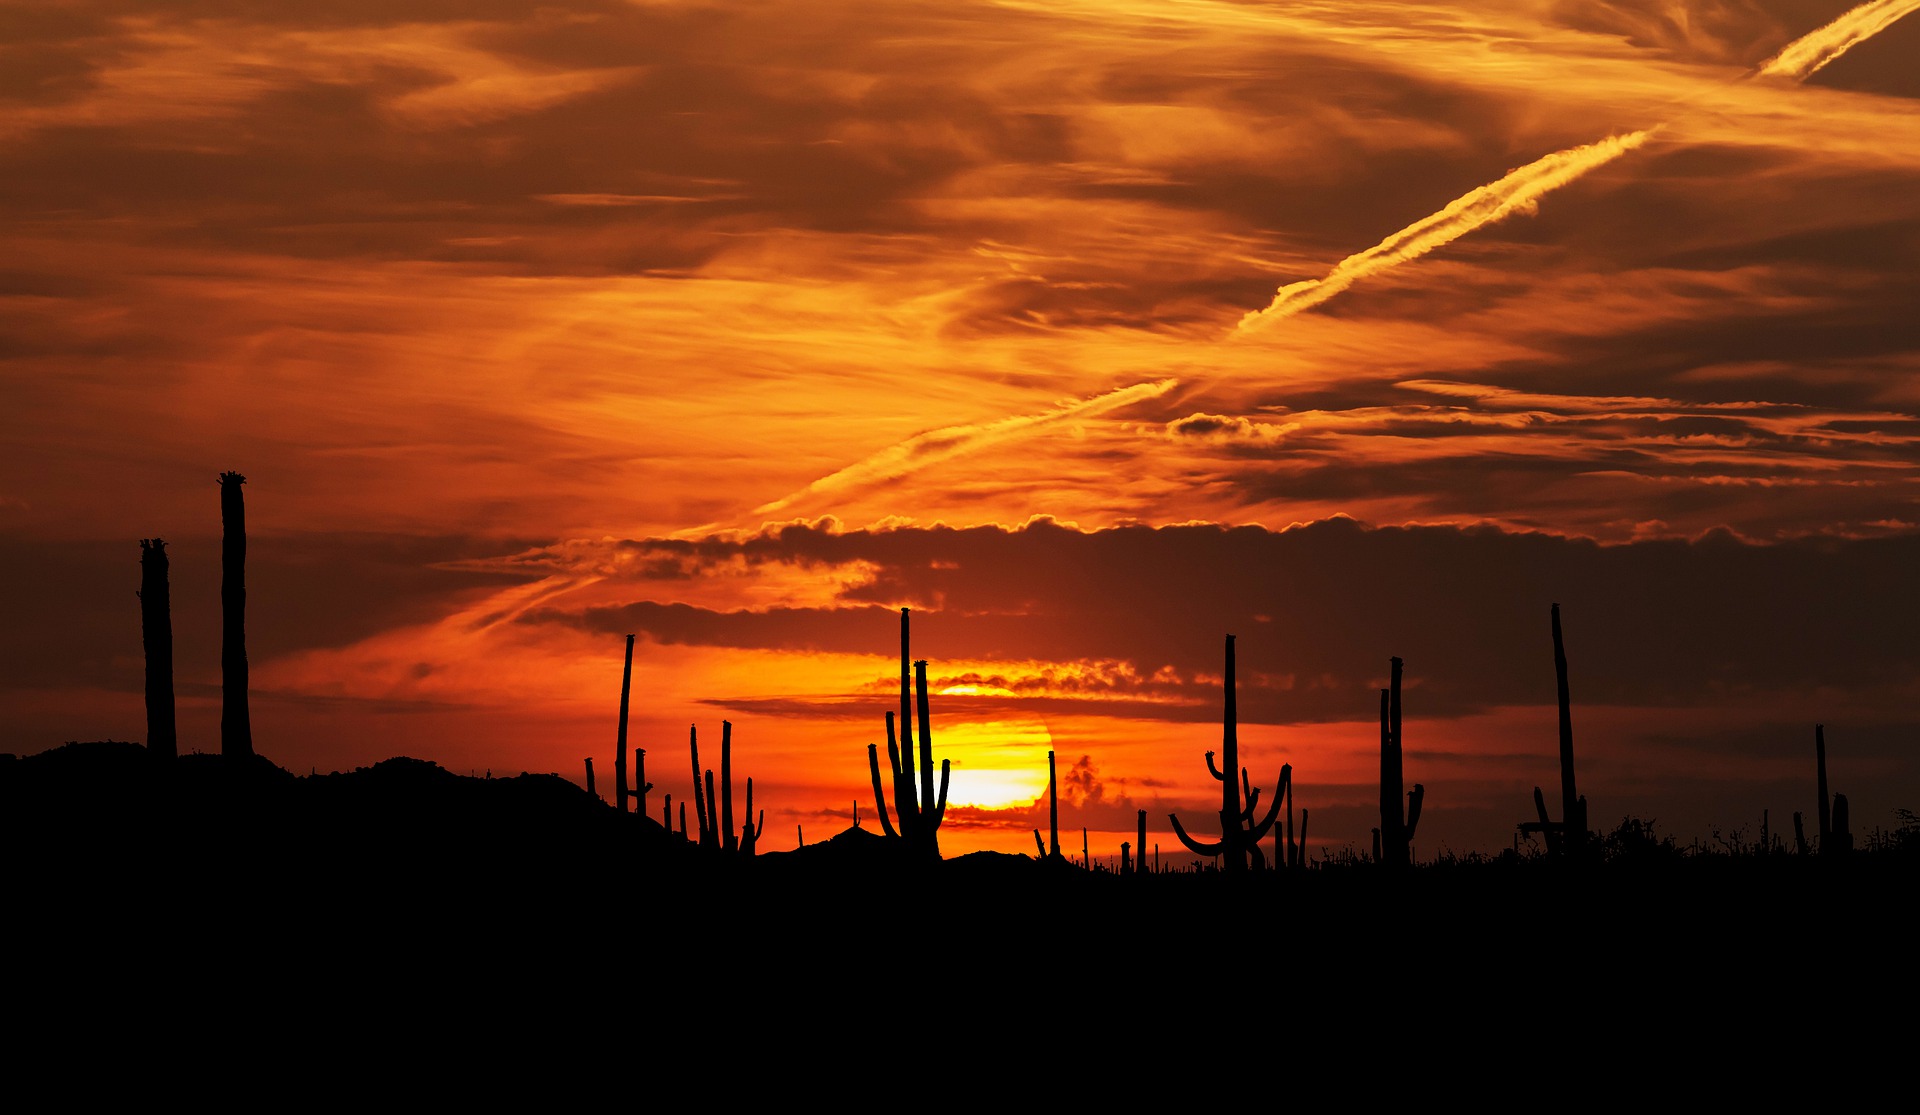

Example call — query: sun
[932,718,1055,810]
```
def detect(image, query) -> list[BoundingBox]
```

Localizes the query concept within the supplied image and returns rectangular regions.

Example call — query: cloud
[1236,0,1920,335]
[750,378,1179,517]
[509,517,1920,723]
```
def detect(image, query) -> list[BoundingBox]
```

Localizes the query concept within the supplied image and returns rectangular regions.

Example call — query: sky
[4,0,1919,862]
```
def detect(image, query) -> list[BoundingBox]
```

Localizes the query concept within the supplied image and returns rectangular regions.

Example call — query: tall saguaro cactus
[139,538,176,760]
[1032,750,1062,860]
[1378,657,1425,870]
[1168,635,1286,873]
[615,634,635,813]
[1522,604,1586,855]
[865,608,951,861]
[219,471,253,759]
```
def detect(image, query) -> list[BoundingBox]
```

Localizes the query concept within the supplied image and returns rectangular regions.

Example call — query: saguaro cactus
[1168,635,1286,873]
[1521,604,1585,855]
[1378,657,1425,870]
[691,720,764,855]
[219,471,253,759]
[1136,809,1147,880]
[865,608,951,861]
[139,538,176,760]
[1816,726,1851,856]
[615,634,634,813]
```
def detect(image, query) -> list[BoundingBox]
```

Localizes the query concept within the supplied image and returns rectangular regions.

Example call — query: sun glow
[933,719,1054,809]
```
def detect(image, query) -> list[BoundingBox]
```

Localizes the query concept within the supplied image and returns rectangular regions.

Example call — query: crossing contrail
[750,377,1179,517]
[1235,0,1920,335]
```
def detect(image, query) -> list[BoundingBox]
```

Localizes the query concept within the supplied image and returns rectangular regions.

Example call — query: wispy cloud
[750,378,1179,516]
[1236,0,1920,335]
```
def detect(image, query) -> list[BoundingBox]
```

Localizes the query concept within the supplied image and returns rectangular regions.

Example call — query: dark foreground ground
[6,742,1911,1089]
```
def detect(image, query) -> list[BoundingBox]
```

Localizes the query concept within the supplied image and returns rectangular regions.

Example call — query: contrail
[1236,130,1654,330]
[751,377,1179,517]
[1758,0,1920,80]
[1236,0,1920,336]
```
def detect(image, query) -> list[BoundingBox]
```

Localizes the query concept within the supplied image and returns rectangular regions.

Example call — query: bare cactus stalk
[690,725,710,846]
[615,634,634,813]
[1136,809,1147,881]
[139,539,176,760]
[219,471,253,759]
[585,757,595,800]
[722,720,736,854]
[1552,603,1584,853]
[1047,750,1061,859]
[1815,724,1830,848]
[636,749,650,820]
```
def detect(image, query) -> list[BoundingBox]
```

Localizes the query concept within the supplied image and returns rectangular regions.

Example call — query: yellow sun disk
[928,719,1054,810]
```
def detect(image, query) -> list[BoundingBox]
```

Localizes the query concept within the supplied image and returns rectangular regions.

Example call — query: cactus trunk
[1379,657,1424,870]
[1047,750,1061,858]
[615,634,634,813]
[1815,724,1830,847]
[1552,603,1582,853]
[139,539,176,760]
[219,471,252,759]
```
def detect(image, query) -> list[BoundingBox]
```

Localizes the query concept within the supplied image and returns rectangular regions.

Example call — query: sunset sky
[5,0,1919,861]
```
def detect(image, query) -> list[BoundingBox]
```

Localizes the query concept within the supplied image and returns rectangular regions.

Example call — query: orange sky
[4,1,1919,860]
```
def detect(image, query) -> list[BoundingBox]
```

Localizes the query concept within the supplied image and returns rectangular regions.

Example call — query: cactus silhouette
[1520,604,1585,855]
[1032,750,1062,860]
[614,634,635,813]
[689,721,763,854]
[138,539,176,760]
[219,471,253,759]
[1168,635,1286,873]
[1136,809,1147,880]
[865,608,950,861]
[1378,657,1424,870]
[1816,726,1851,856]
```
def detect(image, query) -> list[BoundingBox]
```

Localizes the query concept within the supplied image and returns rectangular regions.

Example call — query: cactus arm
[1248,842,1267,872]
[867,743,900,840]
[887,713,917,834]
[1205,751,1227,782]
[1242,783,1261,824]
[931,758,950,827]
[703,769,718,848]
[915,660,936,822]
[1033,830,1045,858]
[1168,812,1224,856]
[1246,776,1285,843]
[1406,784,1425,842]
[690,725,708,843]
